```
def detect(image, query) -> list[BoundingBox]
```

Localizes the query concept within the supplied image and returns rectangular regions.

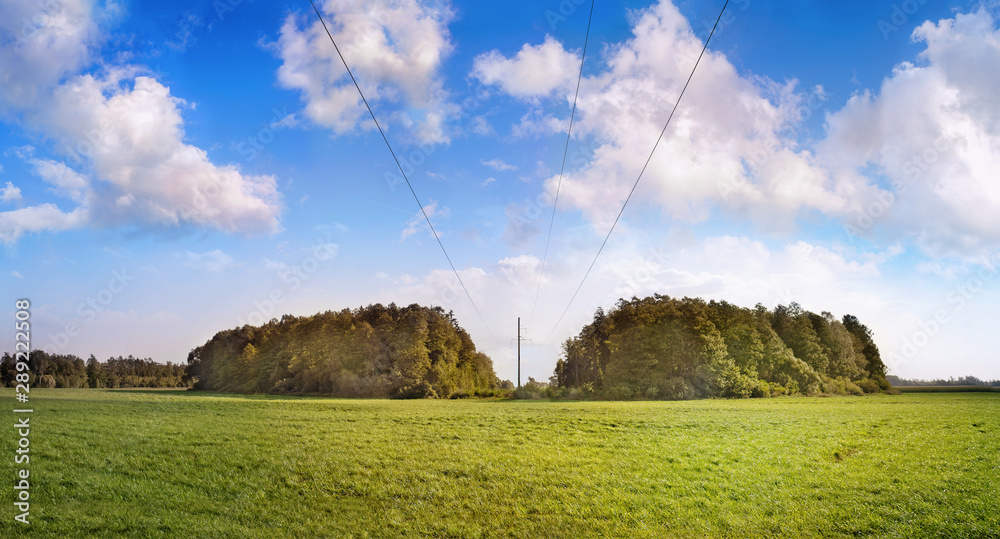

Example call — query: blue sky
[2,0,999,382]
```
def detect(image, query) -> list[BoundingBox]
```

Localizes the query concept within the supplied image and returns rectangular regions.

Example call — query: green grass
[2,390,999,538]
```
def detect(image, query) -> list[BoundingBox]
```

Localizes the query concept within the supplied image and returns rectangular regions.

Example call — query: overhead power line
[307,0,500,345]
[542,0,731,344]
[528,0,597,333]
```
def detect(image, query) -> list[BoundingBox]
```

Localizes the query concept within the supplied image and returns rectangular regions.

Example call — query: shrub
[393,380,438,399]
[843,380,864,396]
[855,379,881,394]
[750,380,771,398]
[601,384,635,400]
[659,378,697,400]
[512,385,544,399]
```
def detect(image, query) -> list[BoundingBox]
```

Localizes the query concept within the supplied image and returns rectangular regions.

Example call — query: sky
[2,0,999,383]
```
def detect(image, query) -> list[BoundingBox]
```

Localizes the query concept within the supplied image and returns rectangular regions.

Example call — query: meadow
[2,389,998,538]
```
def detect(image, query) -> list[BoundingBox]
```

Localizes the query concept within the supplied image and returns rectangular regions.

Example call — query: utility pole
[512,317,531,388]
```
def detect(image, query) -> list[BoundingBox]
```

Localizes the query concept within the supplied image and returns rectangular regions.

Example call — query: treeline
[0,350,189,388]
[186,303,506,398]
[887,375,1000,387]
[550,296,890,400]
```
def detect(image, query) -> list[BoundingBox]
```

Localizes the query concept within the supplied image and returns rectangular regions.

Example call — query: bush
[651,378,698,400]
[512,385,544,399]
[750,380,771,398]
[393,380,438,399]
[843,380,864,396]
[601,384,635,400]
[855,378,881,394]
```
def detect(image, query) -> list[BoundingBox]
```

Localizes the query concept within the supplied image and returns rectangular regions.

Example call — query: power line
[528,0,596,333]
[542,0,731,344]
[307,0,500,345]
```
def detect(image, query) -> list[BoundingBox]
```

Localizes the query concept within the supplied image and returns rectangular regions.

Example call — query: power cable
[308,0,501,345]
[527,0,597,333]
[542,0,731,344]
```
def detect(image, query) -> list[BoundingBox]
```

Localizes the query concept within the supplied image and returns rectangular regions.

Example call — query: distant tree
[86,355,103,388]
[0,353,14,387]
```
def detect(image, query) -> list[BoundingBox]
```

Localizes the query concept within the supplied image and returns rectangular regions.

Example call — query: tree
[86,354,103,388]
[843,314,889,387]
[185,303,499,398]
[554,296,883,399]
[0,353,14,387]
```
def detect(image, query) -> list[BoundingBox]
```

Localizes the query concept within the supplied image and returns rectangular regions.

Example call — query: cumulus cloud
[0,0,283,243]
[0,0,98,114]
[819,8,1000,255]
[478,2,1000,257]
[274,0,456,144]
[472,35,581,99]
[1,182,22,203]
[35,74,282,233]
[477,1,838,231]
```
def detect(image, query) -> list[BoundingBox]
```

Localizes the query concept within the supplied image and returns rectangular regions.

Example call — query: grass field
[2,390,999,538]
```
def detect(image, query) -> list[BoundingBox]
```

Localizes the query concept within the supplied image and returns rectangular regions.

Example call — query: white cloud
[1,182,22,203]
[481,158,517,171]
[476,1,837,231]
[478,2,1000,259]
[819,8,1000,255]
[166,12,203,53]
[0,0,98,114]
[0,203,88,244]
[471,116,494,136]
[274,0,456,144]
[481,177,496,187]
[35,74,282,233]
[0,1,283,244]
[176,250,236,272]
[11,270,23,278]
[27,157,89,202]
[472,36,580,99]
